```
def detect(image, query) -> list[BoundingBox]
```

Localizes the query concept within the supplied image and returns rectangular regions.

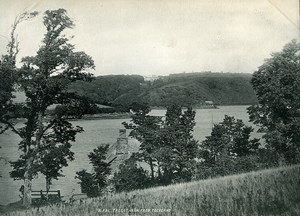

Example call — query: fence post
[58,190,61,199]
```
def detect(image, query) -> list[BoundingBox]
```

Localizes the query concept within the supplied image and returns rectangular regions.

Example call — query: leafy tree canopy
[123,103,198,185]
[156,105,198,184]
[200,115,260,163]
[248,40,300,164]
[112,156,151,193]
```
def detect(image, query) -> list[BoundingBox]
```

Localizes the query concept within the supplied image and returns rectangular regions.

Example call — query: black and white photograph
[0,0,299,215]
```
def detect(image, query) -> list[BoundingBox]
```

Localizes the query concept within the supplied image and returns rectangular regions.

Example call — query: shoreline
[79,113,132,120]
[150,105,219,110]
[12,105,253,122]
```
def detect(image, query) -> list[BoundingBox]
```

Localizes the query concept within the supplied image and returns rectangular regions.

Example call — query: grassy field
[3,165,300,216]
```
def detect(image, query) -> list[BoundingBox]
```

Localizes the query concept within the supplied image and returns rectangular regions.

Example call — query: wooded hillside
[69,72,257,107]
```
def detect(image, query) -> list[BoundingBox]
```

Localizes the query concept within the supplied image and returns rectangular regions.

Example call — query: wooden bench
[31,190,61,205]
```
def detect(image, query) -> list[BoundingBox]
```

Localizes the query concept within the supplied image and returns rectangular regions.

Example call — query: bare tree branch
[0,124,9,134]
[0,120,22,137]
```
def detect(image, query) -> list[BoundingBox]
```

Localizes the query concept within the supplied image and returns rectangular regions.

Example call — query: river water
[0,105,260,205]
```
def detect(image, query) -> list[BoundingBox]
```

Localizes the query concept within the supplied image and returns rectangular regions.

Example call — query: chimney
[116,129,128,155]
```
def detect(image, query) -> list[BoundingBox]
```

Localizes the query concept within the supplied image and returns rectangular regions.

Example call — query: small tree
[201,115,260,162]
[112,156,150,192]
[123,103,162,180]
[196,115,260,179]
[123,103,198,185]
[156,105,198,184]
[38,125,77,197]
[248,40,300,164]
[75,170,98,197]
[76,145,111,197]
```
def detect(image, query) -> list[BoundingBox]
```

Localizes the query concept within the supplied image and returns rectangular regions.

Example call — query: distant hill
[143,72,257,106]
[68,72,258,107]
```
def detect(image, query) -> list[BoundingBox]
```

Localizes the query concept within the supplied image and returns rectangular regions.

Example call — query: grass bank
[3,165,300,216]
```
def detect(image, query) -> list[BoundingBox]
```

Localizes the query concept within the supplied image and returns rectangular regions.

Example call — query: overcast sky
[0,0,299,76]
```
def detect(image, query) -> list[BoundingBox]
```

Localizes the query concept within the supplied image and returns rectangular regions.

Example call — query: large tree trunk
[157,162,161,179]
[22,112,43,208]
[46,177,51,200]
[149,158,155,180]
[23,157,33,208]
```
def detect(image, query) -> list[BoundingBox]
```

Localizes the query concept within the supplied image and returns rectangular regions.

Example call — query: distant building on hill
[204,101,214,106]
[144,75,159,82]
[96,104,113,109]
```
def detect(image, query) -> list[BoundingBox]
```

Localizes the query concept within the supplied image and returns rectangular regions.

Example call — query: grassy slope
[5,165,300,216]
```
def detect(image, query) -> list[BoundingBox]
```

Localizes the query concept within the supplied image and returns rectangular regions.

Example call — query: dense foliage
[111,156,151,193]
[195,115,261,179]
[69,75,145,107]
[156,105,198,184]
[121,104,198,188]
[122,103,161,180]
[248,40,300,165]
[201,115,260,161]
[116,105,266,191]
